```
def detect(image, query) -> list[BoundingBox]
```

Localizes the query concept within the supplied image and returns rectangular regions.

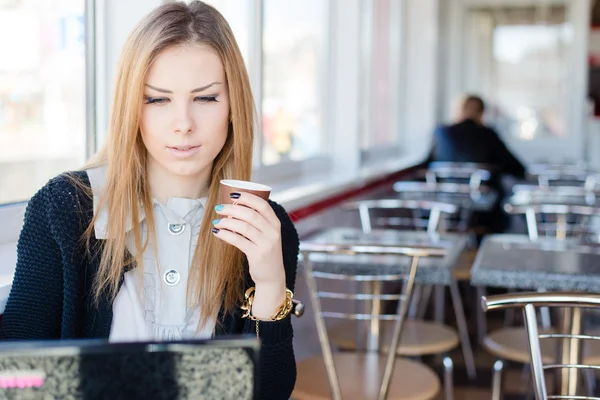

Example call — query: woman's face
[140,44,230,185]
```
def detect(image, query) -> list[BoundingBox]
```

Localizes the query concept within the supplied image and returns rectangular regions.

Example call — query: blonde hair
[84,1,254,326]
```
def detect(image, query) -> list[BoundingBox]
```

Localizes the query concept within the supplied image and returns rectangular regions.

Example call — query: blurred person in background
[427,94,526,233]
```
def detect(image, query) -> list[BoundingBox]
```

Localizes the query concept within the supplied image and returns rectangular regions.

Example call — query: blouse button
[163,269,181,286]
[168,223,186,235]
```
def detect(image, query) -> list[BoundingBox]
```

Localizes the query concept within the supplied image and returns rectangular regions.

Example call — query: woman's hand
[212,192,287,319]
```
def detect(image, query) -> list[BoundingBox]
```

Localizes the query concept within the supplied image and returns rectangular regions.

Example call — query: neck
[147,161,211,204]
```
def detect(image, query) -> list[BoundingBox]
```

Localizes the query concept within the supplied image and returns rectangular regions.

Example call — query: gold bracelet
[240,287,294,321]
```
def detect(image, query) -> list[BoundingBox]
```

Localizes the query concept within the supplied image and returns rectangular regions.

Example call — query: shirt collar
[86,166,208,239]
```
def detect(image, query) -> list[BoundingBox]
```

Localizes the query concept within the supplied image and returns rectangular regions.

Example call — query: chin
[165,163,210,179]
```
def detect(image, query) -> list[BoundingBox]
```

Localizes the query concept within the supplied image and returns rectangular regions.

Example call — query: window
[202,0,251,66]
[491,10,570,140]
[202,0,331,170]
[0,0,86,205]
[360,0,402,161]
[261,0,329,166]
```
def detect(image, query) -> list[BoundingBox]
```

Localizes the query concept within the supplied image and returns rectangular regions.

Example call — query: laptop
[0,336,259,400]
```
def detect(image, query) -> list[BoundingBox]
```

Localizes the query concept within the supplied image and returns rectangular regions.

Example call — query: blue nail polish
[212,228,220,234]
[215,204,224,211]
[212,219,220,225]
[230,192,241,199]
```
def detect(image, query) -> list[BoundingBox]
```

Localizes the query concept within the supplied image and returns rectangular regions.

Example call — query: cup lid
[220,179,272,191]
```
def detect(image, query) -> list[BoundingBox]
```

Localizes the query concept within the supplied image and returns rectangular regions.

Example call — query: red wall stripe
[288,165,420,222]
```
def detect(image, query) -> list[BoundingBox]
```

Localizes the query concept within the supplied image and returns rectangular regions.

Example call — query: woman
[0,2,298,399]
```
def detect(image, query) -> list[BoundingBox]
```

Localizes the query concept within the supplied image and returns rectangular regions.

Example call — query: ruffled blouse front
[87,166,215,342]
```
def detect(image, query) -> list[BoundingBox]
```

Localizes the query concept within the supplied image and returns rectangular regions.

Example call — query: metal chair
[481,292,600,399]
[293,242,448,400]
[511,185,599,206]
[335,199,476,382]
[419,162,494,190]
[504,203,600,242]
[342,198,459,235]
[392,181,495,234]
[527,168,600,190]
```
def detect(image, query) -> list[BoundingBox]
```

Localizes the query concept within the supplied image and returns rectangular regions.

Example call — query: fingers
[221,192,280,229]
[214,198,280,236]
[212,217,264,246]
[212,225,254,254]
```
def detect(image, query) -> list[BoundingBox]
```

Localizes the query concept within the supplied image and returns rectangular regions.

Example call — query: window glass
[0,0,85,204]
[261,0,329,165]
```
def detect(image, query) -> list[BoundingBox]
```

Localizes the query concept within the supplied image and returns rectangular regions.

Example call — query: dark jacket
[427,119,526,180]
[427,119,527,232]
[0,171,299,400]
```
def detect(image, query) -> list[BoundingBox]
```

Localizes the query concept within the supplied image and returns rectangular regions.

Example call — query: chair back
[393,181,494,232]
[393,181,493,196]
[342,199,458,235]
[504,203,600,241]
[529,169,600,191]
[300,241,446,400]
[422,162,493,189]
[482,292,600,400]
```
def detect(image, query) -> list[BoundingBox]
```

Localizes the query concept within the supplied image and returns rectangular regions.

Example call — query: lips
[167,145,201,158]
[169,145,199,151]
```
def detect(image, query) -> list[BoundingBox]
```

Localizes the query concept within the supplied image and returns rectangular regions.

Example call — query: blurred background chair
[505,203,600,242]
[419,161,494,191]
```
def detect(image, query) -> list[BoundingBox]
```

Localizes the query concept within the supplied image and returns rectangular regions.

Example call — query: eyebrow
[144,82,222,94]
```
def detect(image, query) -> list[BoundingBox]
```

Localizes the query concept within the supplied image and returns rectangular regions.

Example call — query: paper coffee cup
[220,180,272,204]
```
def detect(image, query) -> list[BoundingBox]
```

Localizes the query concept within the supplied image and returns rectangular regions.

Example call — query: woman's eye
[144,97,169,105]
[195,96,218,103]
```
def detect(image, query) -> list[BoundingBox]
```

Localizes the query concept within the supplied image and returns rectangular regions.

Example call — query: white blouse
[87,166,216,342]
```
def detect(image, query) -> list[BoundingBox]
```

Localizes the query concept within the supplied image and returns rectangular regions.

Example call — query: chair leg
[492,360,505,400]
[434,284,446,323]
[408,284,423,319]
[504,289,517,327]
[443,356,454,400]
[521,363,530,382]
[476,286,487,344]
[525,366,535,400]
[417,284,433,319]
[584,368,596,397]
[450,279,476,379]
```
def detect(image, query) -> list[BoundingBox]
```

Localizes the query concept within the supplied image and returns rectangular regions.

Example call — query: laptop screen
[0,336,259,400]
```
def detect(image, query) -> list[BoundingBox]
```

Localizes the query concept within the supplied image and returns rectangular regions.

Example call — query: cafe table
[471,234,600,396]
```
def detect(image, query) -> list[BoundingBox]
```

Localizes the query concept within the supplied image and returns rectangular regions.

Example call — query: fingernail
[212,228,220,234]
[215,204,224,211]
[229,192,241,199]
[212,219,220,225]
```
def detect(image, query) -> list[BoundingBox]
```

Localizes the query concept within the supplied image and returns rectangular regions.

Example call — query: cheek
[195,104,230,140]
[140,110,166,148]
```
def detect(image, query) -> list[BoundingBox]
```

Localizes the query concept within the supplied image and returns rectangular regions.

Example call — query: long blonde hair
[84,1,254,325]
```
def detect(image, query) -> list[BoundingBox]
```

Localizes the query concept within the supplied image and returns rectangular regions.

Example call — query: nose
[171,103,194,135]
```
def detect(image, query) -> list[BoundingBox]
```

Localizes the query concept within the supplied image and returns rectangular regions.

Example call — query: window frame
[359,0,405,166]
